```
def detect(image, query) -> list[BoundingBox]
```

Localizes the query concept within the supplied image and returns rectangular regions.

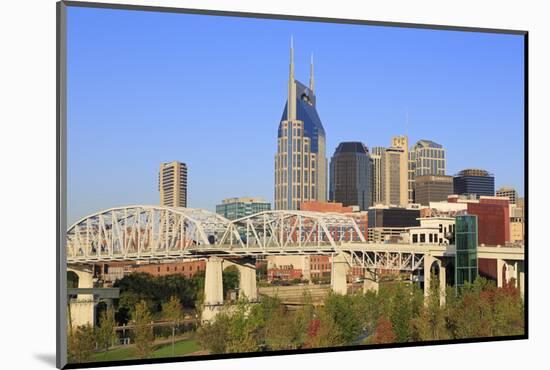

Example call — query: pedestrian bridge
[66,205,525,325]
[66,205,523,271]
[66,205,366,262]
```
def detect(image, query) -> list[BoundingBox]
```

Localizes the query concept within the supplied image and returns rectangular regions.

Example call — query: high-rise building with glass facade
[275,39,327,210]
[159,161,187,208]
[453,168,495,198]
[215,197,271,220]
[408,140,446,203]
[455,214,479,290]
[329,141,373,210]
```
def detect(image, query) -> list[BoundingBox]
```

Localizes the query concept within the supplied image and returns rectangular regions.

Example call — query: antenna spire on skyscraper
[287,36,296,121]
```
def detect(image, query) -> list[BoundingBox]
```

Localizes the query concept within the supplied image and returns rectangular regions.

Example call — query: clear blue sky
[67,6,525,224]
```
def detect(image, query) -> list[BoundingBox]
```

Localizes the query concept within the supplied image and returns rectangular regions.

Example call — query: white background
[1,0,548,369]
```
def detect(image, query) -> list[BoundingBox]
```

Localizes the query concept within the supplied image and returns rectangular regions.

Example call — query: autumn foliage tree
[371,317,396,344]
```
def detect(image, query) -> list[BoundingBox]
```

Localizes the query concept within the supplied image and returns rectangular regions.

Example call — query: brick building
[448,195,510,245]
[127,259,206,279]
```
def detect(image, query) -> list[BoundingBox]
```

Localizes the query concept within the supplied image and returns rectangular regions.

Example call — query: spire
[287,36,296,121]
[289,36,295,82]
[309,53,315,93]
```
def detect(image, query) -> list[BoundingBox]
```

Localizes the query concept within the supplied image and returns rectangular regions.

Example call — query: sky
[66,6,525,224]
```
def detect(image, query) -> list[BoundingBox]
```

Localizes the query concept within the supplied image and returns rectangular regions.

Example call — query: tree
[371,317,396,344]
[162,295,184,356]
[323,293,362,344]
[389,283,413,342]
[67,324,95,363]
[411,273,449,341]
[307,309,343,348]
[198,301,261,354]
[133,300,154,359]
[223,265,240,298]
[96,307,117,352]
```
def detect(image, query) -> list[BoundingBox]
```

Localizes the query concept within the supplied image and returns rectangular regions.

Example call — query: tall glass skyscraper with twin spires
[275,39,327,210]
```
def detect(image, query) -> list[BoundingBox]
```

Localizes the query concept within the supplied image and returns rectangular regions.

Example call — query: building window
[420,234,425,243]
[412,234,418,243]
[429,234,433,243]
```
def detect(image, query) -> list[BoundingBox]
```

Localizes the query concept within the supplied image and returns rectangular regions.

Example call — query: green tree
[67,324,95,363]
[198,301,261,354]
[96,307,117,352]
[223,265,240,297]
[323,293,363,344]
[389,283,414,342]
[132,300,154,359]
[411,273,449,341]
[162,295,184,356]
[307,309,343,348]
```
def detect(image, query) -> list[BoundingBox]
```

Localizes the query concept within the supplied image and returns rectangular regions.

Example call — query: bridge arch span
[67,205,233,263]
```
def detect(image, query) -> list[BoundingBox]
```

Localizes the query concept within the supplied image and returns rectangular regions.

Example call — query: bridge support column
[332,253,349,295]
[497,259,507,288]
[518,261,525,300]
[363,269,379,293]
[423,255,445,306]
[237,263,258,302]
[439,264,446,307]
[202,257,224,322]
[68,267,95,328]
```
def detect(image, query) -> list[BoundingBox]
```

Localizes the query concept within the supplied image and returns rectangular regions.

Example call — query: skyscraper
[408,139,446,203]
[275,39,327,210]
[391,136,409,206]
[384,147,405,206]
[159,161,187,207]
[371,147,386,205]
[414,175,453,205]
[329,142,373,210]
[453,168,495,198]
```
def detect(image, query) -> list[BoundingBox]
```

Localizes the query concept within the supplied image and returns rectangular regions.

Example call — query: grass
[90,338,201,362]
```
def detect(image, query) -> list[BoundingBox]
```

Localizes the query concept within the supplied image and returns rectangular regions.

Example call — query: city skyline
[67,7,525,224]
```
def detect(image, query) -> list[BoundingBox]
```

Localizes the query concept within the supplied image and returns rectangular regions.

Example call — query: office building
[275,40,327,210]
[414,175,453,205]
[159,161,187,208]
[408,139,446,203]
[371,147,386,205]
[384,147,402,206]
[453,168,495,198]
[389,136,409,206]
[329,141,373,210]
[215,197,271,220]
[367,205,420,242]
[496,186,518,204]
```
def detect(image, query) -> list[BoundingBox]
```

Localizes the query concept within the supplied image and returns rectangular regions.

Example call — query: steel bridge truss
[340,249,426,272]
[218,210,366,249]
[66,206,366,263]
[66,206,234,262]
